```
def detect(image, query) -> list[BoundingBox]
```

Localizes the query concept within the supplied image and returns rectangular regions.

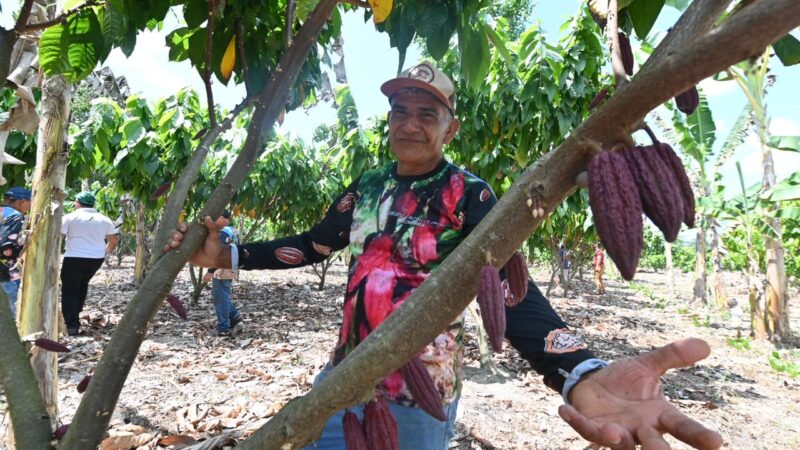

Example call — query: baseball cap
[4,186,31,200]
[380,61,456,113]
[221,209,232,219]
[75,191,96,206]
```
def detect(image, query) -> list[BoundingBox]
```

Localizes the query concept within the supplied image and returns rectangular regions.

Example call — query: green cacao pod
[504,252,529,307]
[618,32,634,76]
[655,143,696,228]
[476,265,506,352]
[623,145,684,242]
[675,86,699,115]
[588,150,643,280]
[399,357,446,421]
[363,397,399,450]
[343,410,369,450]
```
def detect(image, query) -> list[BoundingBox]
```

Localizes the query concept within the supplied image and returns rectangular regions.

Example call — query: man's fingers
[635,426,670,450]
[659,408,723,450]
[638,338,711,376]
[559,405,603,443]
[600,423,635,450]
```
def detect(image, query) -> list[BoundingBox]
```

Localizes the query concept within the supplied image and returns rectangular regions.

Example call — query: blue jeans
[2,280,20,316]
[304,366,459,450]
[211,278,240,332]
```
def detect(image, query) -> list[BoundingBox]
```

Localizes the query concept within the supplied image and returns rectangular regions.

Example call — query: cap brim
[381,78,454,113]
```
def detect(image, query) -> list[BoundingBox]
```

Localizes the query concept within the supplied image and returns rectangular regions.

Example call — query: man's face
[388,89,459,173]
[17,199,31,214]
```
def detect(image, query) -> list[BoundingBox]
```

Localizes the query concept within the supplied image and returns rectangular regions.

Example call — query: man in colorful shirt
[0,186,31,314]
[202,210,243,336]
[168,62,722,450]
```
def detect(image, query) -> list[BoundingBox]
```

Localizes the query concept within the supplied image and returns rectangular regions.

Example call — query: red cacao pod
[588,150,643,280]
[53,424,69,440]
[623,145,684,242]
[343,410,369,450]
[77,374,92,394]
[476,265,506,353]
[363,397,399,450]
[34,338,70,353]
[149,181,172,200]
[588,87,609,111]
[166,294,188,320]
[655,143,696,228]
[399,357,446,421]
[504,252,529,307]
[675,86,699,115]
[274,246,306,265]
[618,32,634,76]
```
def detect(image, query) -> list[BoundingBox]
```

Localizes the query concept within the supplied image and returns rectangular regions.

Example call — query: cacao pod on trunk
[588,150,643,280]
[34,338,70,353]
[166,294,188,320]
[399,357,447,421]
[675,86,699,115]
[363,397,399,450]
[589,87,609,111]
[655,143,696,228]
[504,252,529,306]
[77,374,92,394]
[618,32,634,76]
[623,145,684,242]
[343,410,369,450]
[476,265,506,353]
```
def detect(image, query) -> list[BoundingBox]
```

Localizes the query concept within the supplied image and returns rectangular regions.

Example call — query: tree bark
[15,72,71,437]
[133,201,149,285]
[693,226,707,304]
[709,219,727,310]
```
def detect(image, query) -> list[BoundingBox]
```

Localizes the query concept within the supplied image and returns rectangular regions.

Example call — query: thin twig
[21,0,103,32]
[606,0,628,88]
[285,0,296,48]
[340,0,370,8]
[642,124,660,146]
[204,0,218,128]
[13,0,35,34]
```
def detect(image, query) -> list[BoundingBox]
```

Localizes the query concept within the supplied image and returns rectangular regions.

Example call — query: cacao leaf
[627,0,665,40]
[368,0,393,24]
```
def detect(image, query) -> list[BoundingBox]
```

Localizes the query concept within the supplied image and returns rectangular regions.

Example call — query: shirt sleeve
[460,178,597,394]
[236,181,358,271]
[61,215,69,235]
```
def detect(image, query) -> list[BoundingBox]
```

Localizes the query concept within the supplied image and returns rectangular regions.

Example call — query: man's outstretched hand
[562,338,723,450]
[164,216,231,268]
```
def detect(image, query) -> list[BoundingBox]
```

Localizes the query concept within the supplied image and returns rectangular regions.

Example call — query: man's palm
[561,339,723,450]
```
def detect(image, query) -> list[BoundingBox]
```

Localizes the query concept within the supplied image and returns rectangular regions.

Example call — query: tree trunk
[15,73,72,435]
[709,220,727,310]
[693,226,707,304]
[188,264,205,305]
[665,241,674,297]
[133,201,149,285]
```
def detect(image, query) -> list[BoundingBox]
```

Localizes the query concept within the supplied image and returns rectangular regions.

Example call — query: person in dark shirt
[0,186,31,314]
[167,62,722,450]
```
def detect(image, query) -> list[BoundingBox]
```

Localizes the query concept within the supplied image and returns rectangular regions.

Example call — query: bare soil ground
[2,257,799,449]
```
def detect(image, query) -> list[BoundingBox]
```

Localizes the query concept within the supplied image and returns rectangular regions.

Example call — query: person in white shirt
[60,191,118,336]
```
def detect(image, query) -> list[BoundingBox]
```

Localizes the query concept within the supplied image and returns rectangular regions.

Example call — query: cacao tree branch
[58,1,339,448]
[21,0,103,32]
[285,0,296,48]
[606,0,628,87]
[150,96,253,264]
[204,0,217,128]
[235,1,800,448]
[13,0,35,34]
[640,0,732,71]
[0,290,52,450]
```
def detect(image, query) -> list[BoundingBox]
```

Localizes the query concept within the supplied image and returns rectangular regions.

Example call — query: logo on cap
[407,64,434,83]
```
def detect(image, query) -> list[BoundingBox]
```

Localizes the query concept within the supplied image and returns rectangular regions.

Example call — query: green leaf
[665,0,689,11]
[627,0,665,40]
[768,135,800,152]
[40,10,105,82]
[686,93,716,156]
[770,184,800,202]
[296,0,320,22]
[99,4,125,61]
[772,33,800,66]
[121,118,145,147]
[183,0,208,28]
[458,22,491,91]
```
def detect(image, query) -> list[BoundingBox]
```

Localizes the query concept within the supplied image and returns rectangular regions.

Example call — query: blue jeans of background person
[1,280,20,316]
[211,278,240,332]
[304,366,460,450]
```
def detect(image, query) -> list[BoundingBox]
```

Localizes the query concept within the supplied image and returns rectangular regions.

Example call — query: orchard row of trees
[0,0,798,449]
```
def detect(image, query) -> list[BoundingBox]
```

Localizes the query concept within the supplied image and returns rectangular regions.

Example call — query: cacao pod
[34,338,70,353]
[149,181,171,200]
[675,86,699,115]
[363,397,399,450]
[623,145,684,242]
[343,410,369,450]
[618,32,634,76]
[53,424,69,440]
[399,357,446,421]
[504,252,529,307]
[588,150,643,280]
[476,265,506,353]
[655,143,696,228]
[588,87,609,111]
[77,374,92,394]
[166,294,188,320]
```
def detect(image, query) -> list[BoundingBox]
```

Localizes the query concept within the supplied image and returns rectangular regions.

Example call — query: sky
[2,1,798,191]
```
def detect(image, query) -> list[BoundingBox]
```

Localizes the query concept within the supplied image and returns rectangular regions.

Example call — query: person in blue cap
[0,186,31,314]
[60,191,118,336]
